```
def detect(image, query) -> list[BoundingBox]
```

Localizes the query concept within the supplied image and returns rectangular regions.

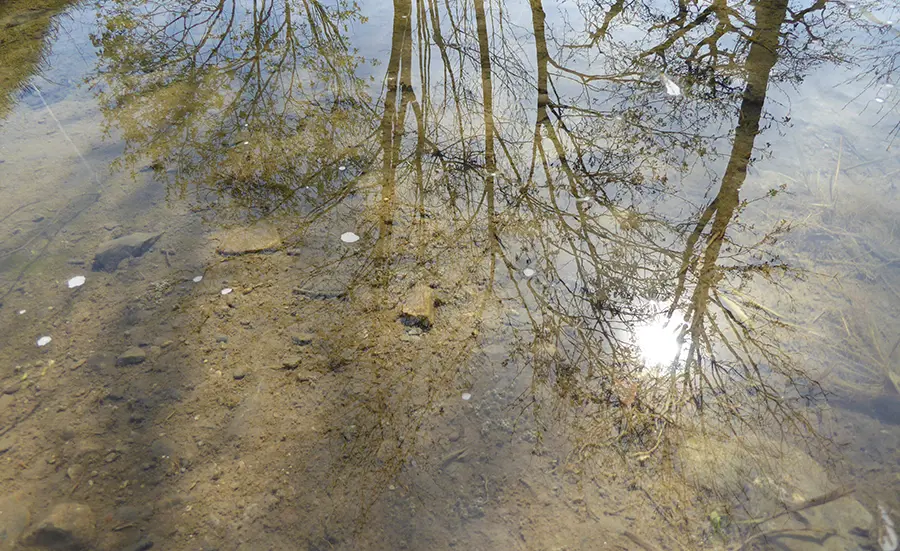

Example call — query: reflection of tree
[91,0,375,217]
[0,0,75,117]
[90,0,867,540]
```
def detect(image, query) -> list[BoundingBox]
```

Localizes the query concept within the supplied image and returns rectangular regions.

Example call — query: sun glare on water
[632,303,689,373]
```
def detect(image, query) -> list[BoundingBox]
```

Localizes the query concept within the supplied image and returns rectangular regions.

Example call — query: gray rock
[215,224,281,255]
[20,502,95,551]
[232,370,246,381]
[116,347,146,366]
[0,493,30,551]
[92,232,162,272]
[215,335,228,343]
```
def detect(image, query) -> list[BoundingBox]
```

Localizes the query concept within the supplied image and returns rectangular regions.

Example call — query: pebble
[32,215,45,223]
[3,382,21,395]
[116,347,147,366]
[232,370,246,381]
[291,333,315,346]
[66,464,84,481]
[215,335,229,343]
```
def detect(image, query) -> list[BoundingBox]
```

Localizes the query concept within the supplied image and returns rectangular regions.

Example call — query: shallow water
[2,1,900,550]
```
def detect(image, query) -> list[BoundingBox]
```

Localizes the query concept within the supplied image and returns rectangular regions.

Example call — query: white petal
[523,268,536,278]
[341,232,360,243]
[660,74,682,96]
[67,275,86,288]
[37,336,52,347]
[221,288,233,295]
[17,309,26,315]
[193,275,203,283]
[461,392,472,401]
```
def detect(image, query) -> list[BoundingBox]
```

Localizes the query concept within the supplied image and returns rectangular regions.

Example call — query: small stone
[70,359,86,371]
[215,335,228,343]
[279,357,301,370]
[291,333,315,346]
[92,232,163,272]
[407,327,423,336]
[232,370,246,380]
[20,502,95,551]
[32,215,45,223]
[3,382,21,395]
[216,224,281,255]
[399,284,435,329]
[67,259,85,266]
[116,347,146,366]
[66,465,84,481]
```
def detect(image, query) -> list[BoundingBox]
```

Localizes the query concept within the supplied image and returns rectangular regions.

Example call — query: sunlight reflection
[632,301,689,374]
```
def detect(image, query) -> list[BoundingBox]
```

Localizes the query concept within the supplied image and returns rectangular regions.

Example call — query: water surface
[1,1,900,550]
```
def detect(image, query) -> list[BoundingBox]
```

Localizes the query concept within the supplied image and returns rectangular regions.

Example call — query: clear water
[1,1,899,550]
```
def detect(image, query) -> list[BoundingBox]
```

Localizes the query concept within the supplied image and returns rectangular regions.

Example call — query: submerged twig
[829,136,842,206]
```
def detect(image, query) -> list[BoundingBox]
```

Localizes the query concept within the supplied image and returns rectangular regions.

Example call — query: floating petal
[660,73,682,96]
[37,336,52,347]
[341,232,360,243]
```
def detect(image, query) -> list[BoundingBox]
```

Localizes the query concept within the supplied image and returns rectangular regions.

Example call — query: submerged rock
[92,232,162,272]
[215,224,281,255]
[20,502,95,551]
[116,347,146,366]
[399,284,435,329]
